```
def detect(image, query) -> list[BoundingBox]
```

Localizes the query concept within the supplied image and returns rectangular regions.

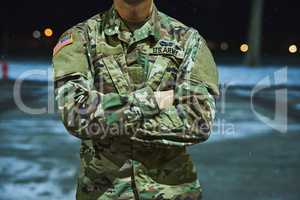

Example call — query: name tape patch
[149,40,184,59]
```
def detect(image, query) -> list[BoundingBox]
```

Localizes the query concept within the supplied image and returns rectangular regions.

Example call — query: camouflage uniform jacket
[53,5,219,200]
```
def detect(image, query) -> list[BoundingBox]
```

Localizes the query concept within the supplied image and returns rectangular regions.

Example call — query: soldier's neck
[114,0,153,24]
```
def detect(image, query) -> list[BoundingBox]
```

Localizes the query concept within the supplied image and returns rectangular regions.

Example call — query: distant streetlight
[220,42,229,51]
[240,44,249,53]
[288,44,298,54]
[32,30,41,39]
[44,28,54,38]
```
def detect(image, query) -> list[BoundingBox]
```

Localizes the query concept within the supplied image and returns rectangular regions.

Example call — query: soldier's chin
[123,0,146,5]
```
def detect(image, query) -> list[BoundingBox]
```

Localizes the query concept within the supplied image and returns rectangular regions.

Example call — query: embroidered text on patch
[53,34,73,56]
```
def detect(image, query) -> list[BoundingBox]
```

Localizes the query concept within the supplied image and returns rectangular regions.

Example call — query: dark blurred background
[1,0,300,64]
[1,1,300,200]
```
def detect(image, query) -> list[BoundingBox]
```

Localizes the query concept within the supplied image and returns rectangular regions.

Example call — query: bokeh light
[289,44,298,54]
[32,30,41,39]
[44,28,54,37]
[220,42,229,51]
[240,44,249,53]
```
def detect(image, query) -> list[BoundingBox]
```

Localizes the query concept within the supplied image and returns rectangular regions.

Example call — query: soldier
[53,0,219,199]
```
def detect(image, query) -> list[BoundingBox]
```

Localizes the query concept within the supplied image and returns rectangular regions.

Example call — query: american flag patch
[53,34,73,56]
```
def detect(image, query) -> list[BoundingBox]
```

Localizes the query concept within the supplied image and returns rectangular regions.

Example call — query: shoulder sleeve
[183,31,220,96]
[52,27,90,80]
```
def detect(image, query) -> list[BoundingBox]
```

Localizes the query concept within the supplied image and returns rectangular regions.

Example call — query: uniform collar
[104,5,161,43]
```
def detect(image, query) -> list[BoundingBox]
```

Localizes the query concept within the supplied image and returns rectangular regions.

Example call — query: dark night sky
[0,0,299,55]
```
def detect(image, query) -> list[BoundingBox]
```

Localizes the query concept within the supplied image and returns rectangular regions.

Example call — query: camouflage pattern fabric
[53,5,219,200]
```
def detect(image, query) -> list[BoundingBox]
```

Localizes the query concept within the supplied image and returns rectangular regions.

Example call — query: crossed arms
[53,28,219,147]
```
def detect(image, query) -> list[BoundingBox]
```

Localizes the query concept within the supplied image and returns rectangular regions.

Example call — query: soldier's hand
[154,90,174,110]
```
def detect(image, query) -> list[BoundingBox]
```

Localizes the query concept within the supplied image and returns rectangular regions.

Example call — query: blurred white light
[32,30,41,39]
[289,44,297,54]
[240,44,249,53]
[220,42,229,51]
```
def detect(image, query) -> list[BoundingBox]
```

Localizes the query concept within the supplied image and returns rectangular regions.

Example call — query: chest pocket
[93,39,131,95]
[94,55,132,96]
[146,55,182,91]
[93,58,116,93]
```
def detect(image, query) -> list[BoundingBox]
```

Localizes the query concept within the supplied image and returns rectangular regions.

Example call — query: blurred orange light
[44,28,53,37]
